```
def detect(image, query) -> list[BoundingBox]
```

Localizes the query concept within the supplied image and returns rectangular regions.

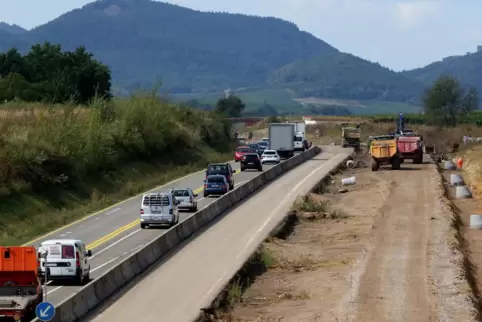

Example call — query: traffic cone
[456,157,463,169]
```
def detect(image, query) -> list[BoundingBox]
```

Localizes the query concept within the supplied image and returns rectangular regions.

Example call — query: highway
[82,147,351,322]
[25,158,288,306]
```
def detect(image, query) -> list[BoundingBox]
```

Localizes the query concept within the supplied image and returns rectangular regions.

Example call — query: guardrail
[35,146,322,322]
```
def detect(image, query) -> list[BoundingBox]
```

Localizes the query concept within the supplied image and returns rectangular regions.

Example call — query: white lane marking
[90,229,142,259]
[106,208,121,216]
[46,245,144,295]
[236,158,338,259]
[45,173,263,296]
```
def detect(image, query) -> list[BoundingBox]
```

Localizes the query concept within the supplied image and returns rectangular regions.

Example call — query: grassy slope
[0,96,234,245]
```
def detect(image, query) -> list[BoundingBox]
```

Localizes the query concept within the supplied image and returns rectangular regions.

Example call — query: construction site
[201,115,482,322]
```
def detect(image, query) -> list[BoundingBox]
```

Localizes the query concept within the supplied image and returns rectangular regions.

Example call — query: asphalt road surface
[26,157,291,306]
[82,147,351,322]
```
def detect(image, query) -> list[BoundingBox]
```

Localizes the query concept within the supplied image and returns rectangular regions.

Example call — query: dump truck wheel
[391,157,401,170]
[371,159,379,171]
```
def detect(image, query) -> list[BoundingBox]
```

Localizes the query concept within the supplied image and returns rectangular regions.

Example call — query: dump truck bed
[370,139,397,159]
[397,136,421,154]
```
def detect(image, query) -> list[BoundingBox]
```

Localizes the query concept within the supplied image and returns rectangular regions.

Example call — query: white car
[261,150,280,164]
[38,239,92,285]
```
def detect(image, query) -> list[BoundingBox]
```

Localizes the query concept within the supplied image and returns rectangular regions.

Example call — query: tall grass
[0,93,235,244]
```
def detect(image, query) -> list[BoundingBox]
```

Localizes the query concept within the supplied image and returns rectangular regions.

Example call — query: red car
[235,146,256,162]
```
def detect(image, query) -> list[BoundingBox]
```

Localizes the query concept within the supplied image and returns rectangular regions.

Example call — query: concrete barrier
[455,185,472,199]
[450,174,464,186]
[38,146,323,322]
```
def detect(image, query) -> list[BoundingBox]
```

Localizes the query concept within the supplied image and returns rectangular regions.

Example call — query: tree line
[0,42,111,104]
[368,75,481,126]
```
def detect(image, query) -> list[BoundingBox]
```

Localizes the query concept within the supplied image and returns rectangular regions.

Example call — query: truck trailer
[269,123,295,159]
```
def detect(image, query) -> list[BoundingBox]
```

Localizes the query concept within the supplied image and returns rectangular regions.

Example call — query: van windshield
[61,245,75,259]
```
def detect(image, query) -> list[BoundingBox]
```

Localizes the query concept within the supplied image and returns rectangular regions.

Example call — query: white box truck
[269,123,295,159]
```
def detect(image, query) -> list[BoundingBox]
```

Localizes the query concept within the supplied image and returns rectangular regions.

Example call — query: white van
[140,193,179,229]
[38,239,92,285]
[294,132,305,152]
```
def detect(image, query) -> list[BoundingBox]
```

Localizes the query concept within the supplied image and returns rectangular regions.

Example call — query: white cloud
[395,1,441,29]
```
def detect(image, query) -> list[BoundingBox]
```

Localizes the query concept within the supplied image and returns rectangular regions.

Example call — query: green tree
[214,95,246,117]
[0,42,112,105]
[423,75,479,127]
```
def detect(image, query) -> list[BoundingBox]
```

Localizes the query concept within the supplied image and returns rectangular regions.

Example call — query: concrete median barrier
[35,147,321,322]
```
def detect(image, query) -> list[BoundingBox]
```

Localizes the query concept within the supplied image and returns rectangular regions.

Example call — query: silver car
[170,188,198,212]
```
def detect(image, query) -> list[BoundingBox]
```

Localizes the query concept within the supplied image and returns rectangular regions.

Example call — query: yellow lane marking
[78,169,241,250]
[23,165,239,246]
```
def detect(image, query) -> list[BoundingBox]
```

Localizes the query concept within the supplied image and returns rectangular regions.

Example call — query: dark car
[240,153,263,172]
[235,146,256,162]
[203,175,229,197]
[248,143,264,156]
[205,163,235,189]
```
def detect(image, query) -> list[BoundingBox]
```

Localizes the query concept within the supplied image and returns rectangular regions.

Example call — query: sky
[1,0,482,71]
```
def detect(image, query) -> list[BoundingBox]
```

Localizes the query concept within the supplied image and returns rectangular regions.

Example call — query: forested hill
[401,51,482,95]
[0,23,27,35]
[0,0,423,102]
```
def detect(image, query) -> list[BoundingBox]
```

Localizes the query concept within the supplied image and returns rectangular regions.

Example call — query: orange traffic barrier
[457,157,463,169]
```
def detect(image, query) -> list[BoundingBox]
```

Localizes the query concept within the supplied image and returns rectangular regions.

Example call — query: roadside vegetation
[0,43,238,245]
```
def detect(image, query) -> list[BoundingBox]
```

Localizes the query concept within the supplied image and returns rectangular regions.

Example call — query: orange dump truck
[0,246,43,321]
[397,135,423,164]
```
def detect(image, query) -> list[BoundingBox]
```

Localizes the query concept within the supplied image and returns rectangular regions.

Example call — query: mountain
[401,51,482,93]
[0,22,27,35]
[0,0,424,108]
[268,52,422,102]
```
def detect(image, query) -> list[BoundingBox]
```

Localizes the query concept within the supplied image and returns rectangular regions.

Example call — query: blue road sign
[36,301,55,321]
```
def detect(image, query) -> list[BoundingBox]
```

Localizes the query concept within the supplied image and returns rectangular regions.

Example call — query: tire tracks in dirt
[344,164,439,322]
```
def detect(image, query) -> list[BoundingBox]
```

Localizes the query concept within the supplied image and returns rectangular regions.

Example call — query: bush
[0,93,234,194]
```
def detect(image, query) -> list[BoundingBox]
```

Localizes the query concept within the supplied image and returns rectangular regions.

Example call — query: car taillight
[140,209,144,214]
[204,183,208,189]
[190,196,193,202]
[75,252,80,267]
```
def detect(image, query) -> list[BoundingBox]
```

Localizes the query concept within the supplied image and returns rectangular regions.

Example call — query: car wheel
[230,184,234,190]
[85,271,90,283]
[76,271,84,286]
[140,223,147,229]
[204,192,208,198]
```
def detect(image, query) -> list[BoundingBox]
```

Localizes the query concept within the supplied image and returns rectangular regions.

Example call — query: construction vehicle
[0,246,43,321]
[369,135,401,171]
[341,125,361,151]
[397,135,423,164]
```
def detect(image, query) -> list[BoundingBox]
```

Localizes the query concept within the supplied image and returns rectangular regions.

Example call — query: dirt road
[344,162,438,322]
[220,158,476,322]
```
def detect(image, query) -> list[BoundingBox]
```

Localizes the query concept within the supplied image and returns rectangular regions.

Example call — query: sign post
[38,247,49,302]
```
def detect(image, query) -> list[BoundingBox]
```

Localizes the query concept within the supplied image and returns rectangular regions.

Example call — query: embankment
[0,95,234,245]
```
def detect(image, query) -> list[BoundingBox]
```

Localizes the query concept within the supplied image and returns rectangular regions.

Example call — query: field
[172,86,422,115]
[0,95,234,245]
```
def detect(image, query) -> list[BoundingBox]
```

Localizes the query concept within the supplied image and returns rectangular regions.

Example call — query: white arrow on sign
[39,305,52,318]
